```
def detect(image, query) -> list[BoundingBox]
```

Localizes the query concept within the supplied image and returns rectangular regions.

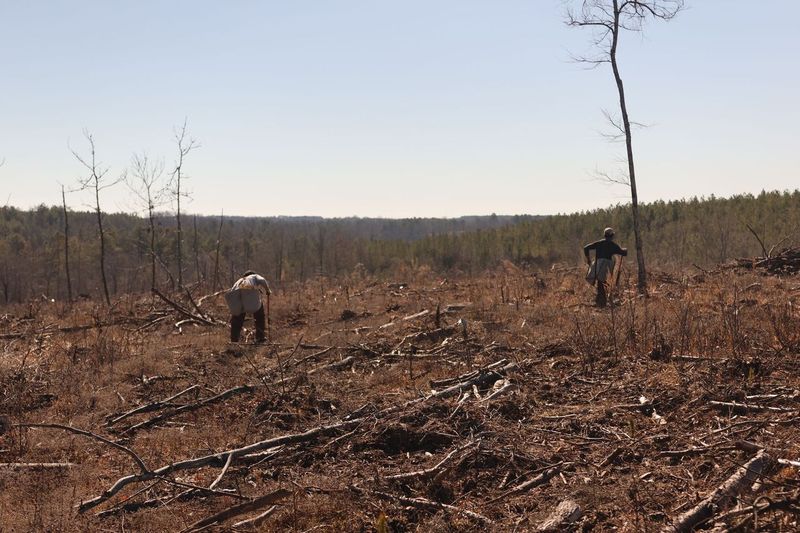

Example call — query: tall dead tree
[276,229,285,282]
[193,215,202,287]
[72,132,120,305]
[171,119,199,290]
[61,185,73,302]
[125,153,167,291]
[214,210,224,291]
[567,0,683,294]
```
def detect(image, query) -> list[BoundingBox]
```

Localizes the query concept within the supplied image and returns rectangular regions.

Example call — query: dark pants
[596,281,608,308]
[230,305,266,342]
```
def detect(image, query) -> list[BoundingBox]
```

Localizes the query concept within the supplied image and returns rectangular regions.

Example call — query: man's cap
[604,227,615,238]
[242,270,257,277]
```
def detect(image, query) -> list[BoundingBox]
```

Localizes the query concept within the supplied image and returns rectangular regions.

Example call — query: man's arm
[613,243,628,257]
[253,275,272,295]
[583,241,598,265]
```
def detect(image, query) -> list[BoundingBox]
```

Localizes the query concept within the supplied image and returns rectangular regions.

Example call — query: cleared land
[1,265,800,531]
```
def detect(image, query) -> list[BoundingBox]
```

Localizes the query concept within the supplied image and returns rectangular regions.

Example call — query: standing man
[584,228,627,308]
[225,270,272,343]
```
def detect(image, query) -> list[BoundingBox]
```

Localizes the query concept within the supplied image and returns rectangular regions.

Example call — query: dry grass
[2,266,800,531]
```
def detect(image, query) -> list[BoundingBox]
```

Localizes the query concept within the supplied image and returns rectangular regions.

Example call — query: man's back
[227,273,269,315]
[584,239,626,261]
[232,273,269,292]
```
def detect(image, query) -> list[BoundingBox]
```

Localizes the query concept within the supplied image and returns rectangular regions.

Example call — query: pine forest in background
[1,189,799,303]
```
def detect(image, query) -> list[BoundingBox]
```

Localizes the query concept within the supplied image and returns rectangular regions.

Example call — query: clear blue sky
[1,1,798,217]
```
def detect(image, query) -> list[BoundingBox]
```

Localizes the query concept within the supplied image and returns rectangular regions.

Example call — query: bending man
[584,228,627,308]
[225,270,272,343]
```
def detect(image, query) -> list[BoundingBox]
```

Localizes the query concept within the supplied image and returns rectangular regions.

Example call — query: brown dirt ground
[1,266,800,531]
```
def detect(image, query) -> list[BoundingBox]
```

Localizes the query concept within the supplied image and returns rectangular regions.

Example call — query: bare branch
[592,167,630,187]
[170,117,200,193]
[15,423,149,474]
[126,152,168,212]
[69,130,117,304]
[170,118,199,289]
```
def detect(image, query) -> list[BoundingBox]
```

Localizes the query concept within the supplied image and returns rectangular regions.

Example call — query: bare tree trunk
[610,0,647,294]
[76,228,83,295]
[0,263,9,304]
[193,215,201,288]
[176,186,183,289]
[276,231,285,282]
[72,132,118,305]
[95,183,111,305]
[317,224,325,275]
[172,119,198,290]
[214,210,224,291]
[567,1,681,294]
[149,206,156,291]
[61,185,73,302]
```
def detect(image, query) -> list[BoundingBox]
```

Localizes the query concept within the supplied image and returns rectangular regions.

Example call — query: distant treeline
[411,190,800,272]
[1,190,798,303]
[0,209,529,303]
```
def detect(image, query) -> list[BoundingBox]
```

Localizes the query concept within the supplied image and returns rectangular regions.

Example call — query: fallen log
[377,310,429,331]
[133,315,170,333]
[709,400,796,414]
[152,288,217,327]
[0,319,137,340]
[658,445,738,458]
[0,462,76,469]
[208,452,234,491]
[364,488,493,525]
[299,343,330,350]
[16,423,148,474]
[184,287,218,324]
[414,360,518,406]
[174,319,201,329]
[197,290,226,307]
[489,465,561,504]
[385,440,478,481]
[661,450,774,533]
[121,385,255,435]
[671,355,729,363]
[537,499,582,531]
[706,494,800,531]
[403,309,430,321]
[443,303,471,313]
[96,482,242,518]
[291,346,335,367]
[480,379,515,402]
[80,358,520,512]
[736,439,800,468]
[79,419,364,512]
[231,505,280,529]
[380,352,444,361]
[429,359,508,388]
[393,326,455,351]
[307,355,355,375]
[180,488,290,532]
[106,385,200,426]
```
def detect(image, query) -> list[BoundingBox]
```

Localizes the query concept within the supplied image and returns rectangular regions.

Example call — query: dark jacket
[584,239,627,261]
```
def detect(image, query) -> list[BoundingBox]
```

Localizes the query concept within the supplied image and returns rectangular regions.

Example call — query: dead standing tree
[125,153,168,291]
[71,132,120,306]
[171,119,199,290]
[567,0,683,294]
[213,210,224,291]
[60,184,73,302]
